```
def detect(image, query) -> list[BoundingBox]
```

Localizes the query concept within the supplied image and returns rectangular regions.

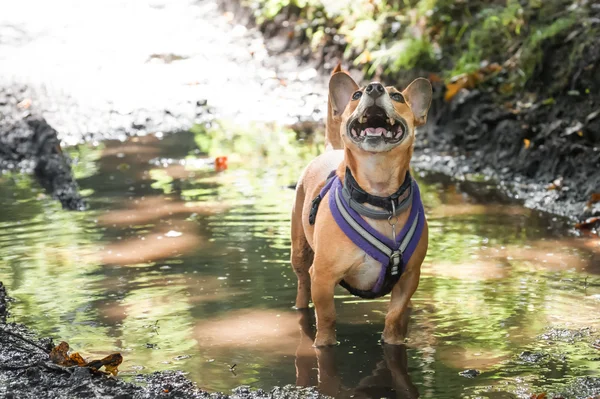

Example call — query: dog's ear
[329,73,359,117]
[332,62,342,75]
[402,78,432,126]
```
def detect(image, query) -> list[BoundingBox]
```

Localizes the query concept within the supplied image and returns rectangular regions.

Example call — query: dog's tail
[325,63,347,151]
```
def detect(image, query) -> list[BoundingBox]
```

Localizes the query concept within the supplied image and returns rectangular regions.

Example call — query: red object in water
[215,156,228,171]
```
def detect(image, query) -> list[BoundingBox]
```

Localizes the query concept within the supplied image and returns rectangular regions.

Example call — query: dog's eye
[352,91,362,100]
[390,92,405,103]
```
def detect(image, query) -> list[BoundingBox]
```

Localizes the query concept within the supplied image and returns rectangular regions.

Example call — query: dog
[291,66,432,347]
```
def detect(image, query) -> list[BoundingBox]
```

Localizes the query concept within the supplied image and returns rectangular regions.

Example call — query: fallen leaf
[87,353,123,376]
[565,122,584,136]
[17,98,32,109]
[530,393,547,399]
[445,72,482,101]
[49,341,70,365]
[576,217,600,230]
[215,156,228,171]
[546,177,563,190]
[523,138,531,149]
[428,73,443,83]
[49,341,123,375]
[68,352,87,367]
[445,63,502,102]
[587,193,600,207]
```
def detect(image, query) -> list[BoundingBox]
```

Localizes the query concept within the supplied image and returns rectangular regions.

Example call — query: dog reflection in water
[294,309,419,398]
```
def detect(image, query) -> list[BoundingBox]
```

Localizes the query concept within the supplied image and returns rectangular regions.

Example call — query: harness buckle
[389,251,402,276]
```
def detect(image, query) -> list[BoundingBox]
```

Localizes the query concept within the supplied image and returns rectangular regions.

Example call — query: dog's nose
[365,82,385,98]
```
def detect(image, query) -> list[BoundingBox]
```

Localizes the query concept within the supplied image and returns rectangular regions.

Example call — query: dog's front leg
[382,267,420,345]
[310,261,338,347]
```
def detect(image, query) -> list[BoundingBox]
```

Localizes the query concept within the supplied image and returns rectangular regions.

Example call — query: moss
[518,16,578,85]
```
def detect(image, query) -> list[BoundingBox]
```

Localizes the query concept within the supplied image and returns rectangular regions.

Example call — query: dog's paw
[313,333,338,347]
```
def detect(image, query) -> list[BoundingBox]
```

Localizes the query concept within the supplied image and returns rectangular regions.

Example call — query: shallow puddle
[1,124,599,398]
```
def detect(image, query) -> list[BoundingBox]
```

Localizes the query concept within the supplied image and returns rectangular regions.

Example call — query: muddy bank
[0,282,329,399]
[222,0,600,225]
[0,86,85,210]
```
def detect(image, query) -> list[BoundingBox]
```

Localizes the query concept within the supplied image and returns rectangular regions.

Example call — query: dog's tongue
[365,127,387,136]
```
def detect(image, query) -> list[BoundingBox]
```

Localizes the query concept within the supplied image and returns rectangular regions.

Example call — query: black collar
[343,168,412,213]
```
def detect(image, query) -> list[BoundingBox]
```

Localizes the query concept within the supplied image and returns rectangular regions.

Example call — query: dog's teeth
[359,116,366,124]
[386,130,393,138]
[389,118,395,126]
[360,130,366,137]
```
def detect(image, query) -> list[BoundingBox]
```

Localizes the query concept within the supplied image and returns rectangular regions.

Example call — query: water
[1,124,599,398]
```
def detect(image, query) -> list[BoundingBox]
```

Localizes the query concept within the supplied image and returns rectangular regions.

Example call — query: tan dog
[291,68,432,347]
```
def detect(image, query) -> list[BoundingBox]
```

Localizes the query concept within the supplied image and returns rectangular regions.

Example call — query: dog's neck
[342,147,412,198]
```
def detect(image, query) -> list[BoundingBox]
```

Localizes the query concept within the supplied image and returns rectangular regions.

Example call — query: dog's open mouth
[348,106,406,144]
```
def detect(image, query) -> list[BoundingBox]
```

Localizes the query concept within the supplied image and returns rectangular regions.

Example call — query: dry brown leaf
[587,193,600,207]
[445,63,502,102]
[576,217,600,231]
[546,177,563,190]
[17,98,32,109]
[49,341,70,365]
[87,353,123,376]
[444,73,482,101]
[428,73,443,83]
[49,340,123,375]
[68,352,87,367]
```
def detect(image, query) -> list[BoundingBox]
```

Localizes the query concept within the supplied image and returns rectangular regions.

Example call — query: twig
[0,328,49,353]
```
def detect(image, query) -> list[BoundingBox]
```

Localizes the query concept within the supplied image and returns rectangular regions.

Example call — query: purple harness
[310,171,425,299]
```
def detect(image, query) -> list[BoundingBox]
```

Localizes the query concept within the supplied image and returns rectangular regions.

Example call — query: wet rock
[541,327,592,343]
[0,282,8,322]
[0,86,85,210]
[558,376,600,399]
[458,369,480,378]
[519,351,547,363]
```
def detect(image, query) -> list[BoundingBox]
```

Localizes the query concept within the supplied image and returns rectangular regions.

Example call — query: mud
[0,283,329,399]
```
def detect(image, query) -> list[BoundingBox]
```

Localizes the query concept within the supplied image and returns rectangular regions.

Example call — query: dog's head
[329,74,432,154]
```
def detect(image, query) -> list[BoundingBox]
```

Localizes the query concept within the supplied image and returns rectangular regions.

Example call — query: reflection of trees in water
[0,128,599,394]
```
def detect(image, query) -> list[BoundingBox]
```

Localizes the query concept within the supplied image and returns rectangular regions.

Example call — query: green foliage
[250,0,589,92]
[518,16,577,85]
[366,38,435,76]
[448,1,524,77]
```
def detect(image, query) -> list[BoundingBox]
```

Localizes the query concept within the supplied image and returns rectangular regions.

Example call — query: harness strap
[331,178,424,296]
[308,171,337,225]
[306,171,425,299]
